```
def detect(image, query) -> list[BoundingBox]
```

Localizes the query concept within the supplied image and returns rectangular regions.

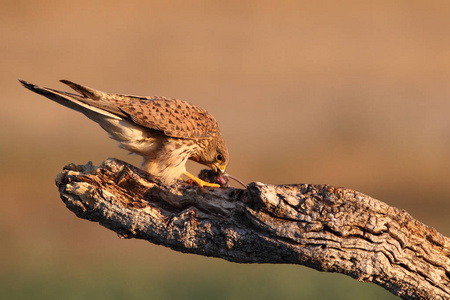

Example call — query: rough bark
[55,158,450,300]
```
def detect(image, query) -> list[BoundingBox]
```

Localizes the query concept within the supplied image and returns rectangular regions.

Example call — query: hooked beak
[210,164,228,186]
[211,164,226,174]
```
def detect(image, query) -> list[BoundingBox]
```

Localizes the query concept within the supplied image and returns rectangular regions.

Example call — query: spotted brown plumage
[20,79,229,188]
[115,97,219,139]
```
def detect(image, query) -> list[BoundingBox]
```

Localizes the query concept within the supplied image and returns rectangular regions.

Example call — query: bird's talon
[184,171,220,190]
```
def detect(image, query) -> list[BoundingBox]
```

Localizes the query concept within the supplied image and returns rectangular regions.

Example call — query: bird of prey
[20,79,230,189]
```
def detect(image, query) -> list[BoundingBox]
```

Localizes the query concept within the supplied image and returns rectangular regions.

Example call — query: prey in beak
[198,169,247,189]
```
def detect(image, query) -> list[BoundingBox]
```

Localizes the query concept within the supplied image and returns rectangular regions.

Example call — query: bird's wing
[20,80,218,139]
[112,96,219,139]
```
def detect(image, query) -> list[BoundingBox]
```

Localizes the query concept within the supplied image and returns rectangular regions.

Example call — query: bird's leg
[184,171,220,189]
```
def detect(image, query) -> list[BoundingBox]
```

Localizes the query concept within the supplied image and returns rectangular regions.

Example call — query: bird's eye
[216,153,223,162]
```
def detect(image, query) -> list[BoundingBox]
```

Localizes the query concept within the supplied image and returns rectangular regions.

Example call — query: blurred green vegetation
[1,260,398,300]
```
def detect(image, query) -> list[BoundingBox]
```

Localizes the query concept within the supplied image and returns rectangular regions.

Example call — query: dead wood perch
[55,158,450,299]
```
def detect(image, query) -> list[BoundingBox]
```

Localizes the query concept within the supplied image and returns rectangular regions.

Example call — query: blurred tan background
[2,1,450,299]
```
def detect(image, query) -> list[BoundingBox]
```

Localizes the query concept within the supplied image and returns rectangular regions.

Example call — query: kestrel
[20,79,230,189]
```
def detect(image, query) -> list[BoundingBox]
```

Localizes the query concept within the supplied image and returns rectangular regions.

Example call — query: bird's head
[190,133,229,174]
[191,133,248,189]
[207,137,229,174]
[210,146,229,174]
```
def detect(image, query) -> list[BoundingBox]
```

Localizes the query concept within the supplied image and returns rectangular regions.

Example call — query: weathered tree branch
[55,158,450,299]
